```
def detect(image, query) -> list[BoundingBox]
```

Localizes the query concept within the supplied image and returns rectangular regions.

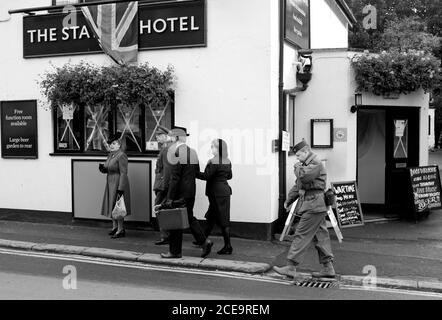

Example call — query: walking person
[153,126,172,245]
[196,139,233,255]
[160,127,213,259]
[273,140,336,279]
[99,135,131,239]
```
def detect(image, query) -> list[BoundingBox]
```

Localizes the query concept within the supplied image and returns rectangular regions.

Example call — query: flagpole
[8,0,198,15]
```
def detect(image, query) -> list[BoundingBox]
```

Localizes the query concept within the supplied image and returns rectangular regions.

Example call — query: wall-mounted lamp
[350,93,362,113]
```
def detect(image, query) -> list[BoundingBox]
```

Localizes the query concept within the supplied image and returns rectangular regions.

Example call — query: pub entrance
[357,106,420,219]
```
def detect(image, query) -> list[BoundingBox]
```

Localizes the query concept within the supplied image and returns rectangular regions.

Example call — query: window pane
[56,104,81,151]
[116,105,142,152]
[85,105,111,152]
[145,100,173,151]
[393,119,408,159]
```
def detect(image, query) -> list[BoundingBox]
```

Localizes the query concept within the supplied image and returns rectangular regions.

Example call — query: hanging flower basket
[297,72,312,86]
[351,50,442,96]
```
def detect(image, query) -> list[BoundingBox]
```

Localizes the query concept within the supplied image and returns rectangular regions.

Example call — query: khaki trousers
[287,211,334,266]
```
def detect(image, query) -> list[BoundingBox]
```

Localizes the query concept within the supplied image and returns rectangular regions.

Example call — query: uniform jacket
[197,158,232,197]
[153,142,173,192]
[167,143,200,200]
[286,152,327,215]
[101,150,131,217]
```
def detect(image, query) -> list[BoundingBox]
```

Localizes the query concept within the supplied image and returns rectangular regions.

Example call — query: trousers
[287,210,334,266]
[169,197,207,255]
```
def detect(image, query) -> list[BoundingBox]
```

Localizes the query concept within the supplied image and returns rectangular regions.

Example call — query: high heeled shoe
[108,228,118,236]
[217,246,233,255]
[111,229,125,239]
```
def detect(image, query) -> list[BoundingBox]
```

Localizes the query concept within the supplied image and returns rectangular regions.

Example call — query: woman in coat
[196,139,233,254]
[99,135,131,238]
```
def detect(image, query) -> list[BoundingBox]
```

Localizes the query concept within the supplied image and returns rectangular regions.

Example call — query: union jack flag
[82,1,138,65]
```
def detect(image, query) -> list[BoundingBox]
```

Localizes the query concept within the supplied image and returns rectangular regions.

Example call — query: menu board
[1,100,38,159]
[408,166,442,213]
[331,181,364,228]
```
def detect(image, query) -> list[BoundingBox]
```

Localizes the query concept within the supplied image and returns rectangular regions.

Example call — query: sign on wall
[23,0,206,58]
[1,100,38,159]
[331,181,364,228]
[408,166,442,214]
[284,0,310,49]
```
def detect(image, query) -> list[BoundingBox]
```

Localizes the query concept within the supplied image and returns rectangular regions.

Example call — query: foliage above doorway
[351,49,442,96]
[39,61,175,109]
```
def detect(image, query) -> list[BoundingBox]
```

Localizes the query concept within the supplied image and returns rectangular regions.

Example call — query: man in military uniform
[273,141,336,279]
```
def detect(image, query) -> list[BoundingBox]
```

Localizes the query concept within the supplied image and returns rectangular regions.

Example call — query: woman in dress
[99,135,131,238]
[197,139,233,254]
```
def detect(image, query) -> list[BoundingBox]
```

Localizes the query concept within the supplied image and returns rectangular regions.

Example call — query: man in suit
[273,141,335,279]
[153,125,172,245]
[161,127,213,259]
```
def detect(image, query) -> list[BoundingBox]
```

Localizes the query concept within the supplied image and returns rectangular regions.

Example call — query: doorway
[357,107,420,218]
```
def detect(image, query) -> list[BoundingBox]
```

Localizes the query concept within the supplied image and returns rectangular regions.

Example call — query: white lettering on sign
[140,16,199,35]
[28,25,92,42]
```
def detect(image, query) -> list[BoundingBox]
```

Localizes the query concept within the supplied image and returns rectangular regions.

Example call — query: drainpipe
[277,0,287,234]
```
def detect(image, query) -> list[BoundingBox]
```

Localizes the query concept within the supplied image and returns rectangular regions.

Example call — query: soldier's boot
[273,261,297,278]
[312,262,336,279]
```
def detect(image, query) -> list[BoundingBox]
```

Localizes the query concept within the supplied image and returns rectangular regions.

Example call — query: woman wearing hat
[197,139,233,255]
[99,135,131,238]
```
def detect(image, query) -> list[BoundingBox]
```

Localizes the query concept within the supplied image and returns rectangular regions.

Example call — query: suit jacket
[286,152,327,215]
[153,142,173,192]
[167,143,200,200]
[197,158,232,197]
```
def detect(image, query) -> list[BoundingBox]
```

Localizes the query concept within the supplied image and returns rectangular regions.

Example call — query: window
[53,95,174,155]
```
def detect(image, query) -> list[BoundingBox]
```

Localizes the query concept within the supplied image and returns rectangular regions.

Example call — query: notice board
[1,100,38,159]
[331,181,364,228]
[408,166,442,213]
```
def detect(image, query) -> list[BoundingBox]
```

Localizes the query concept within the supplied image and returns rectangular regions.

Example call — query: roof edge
[335,0,357,27]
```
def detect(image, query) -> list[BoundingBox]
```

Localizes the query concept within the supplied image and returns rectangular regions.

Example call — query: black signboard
[408,166,442,213]
[1,100,38,159]
[23,0,206,58]
[331,181,364,228]
[284,0,310,49]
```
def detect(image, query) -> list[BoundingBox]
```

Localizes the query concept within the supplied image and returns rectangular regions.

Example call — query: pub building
[0,0,434,241]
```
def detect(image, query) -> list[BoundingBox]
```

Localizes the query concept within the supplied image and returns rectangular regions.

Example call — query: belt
[304,190,324,196]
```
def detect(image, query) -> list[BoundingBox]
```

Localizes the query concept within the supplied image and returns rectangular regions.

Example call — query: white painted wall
[0,0,277,224]
[310,0,349,49]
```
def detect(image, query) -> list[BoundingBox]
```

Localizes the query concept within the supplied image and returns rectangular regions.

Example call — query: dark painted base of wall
[0,208,278,241]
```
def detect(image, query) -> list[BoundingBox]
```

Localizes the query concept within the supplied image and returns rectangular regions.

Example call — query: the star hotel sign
[23,0,206,58]
[285,0,310,49]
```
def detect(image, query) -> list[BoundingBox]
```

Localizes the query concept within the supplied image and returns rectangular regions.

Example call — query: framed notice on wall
[311,119,333,148]
[1,100,38,159]
[284,0,311,49]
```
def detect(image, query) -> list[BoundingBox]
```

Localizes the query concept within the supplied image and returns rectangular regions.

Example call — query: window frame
[51,94,175,157]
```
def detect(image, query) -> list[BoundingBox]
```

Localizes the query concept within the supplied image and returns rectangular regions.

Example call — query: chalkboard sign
[408,166,442,213]
[331,181,364,228]
[1,100,38,159]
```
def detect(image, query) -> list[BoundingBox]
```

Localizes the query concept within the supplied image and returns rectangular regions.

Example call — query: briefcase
[157,207,189,230]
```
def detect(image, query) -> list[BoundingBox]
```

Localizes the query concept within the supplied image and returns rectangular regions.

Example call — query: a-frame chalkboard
[331,181,364,228]
[408,166,442,220]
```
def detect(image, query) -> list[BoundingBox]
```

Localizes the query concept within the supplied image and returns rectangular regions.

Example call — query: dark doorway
[357,107,420,218]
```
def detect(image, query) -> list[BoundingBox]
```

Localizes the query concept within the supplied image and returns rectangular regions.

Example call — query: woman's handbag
[111,195,127,220]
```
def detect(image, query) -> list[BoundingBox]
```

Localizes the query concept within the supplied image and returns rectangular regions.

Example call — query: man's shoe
[312,262,336,279]
[108,228,118,236]
[111,229,125,239]
[155,238,170,245]
[273,265,297,278]
[161,252,182,259]
[201,240,213,258]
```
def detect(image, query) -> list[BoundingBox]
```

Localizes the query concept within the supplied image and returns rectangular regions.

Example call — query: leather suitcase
[157,207,189,230]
